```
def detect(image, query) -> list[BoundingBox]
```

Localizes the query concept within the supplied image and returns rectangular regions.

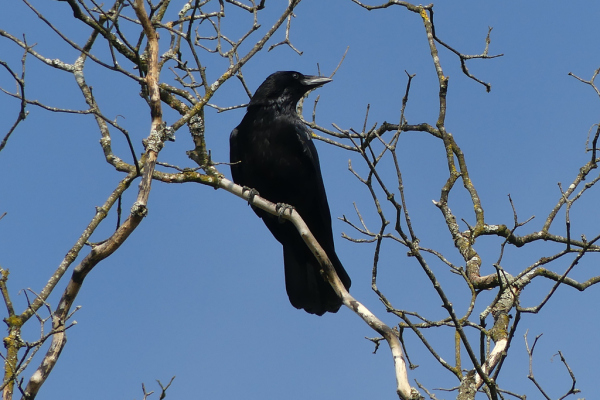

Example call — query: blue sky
[1,1,600,399]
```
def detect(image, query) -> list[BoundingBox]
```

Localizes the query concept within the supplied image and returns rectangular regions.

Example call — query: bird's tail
[283,243,351,316]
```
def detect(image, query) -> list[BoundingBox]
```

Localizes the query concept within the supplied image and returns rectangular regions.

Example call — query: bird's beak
[301,75,332,89]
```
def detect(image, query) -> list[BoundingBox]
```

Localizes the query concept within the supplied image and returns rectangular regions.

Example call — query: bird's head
[248,71,332,109]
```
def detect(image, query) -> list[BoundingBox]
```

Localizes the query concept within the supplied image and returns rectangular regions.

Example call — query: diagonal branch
[218,177,419,400]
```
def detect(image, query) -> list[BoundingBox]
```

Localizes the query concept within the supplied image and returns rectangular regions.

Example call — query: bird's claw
[276,203,295,223]
[242,186,260,206]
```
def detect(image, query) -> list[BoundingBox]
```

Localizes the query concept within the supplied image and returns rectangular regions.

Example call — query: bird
[229,71,351,315]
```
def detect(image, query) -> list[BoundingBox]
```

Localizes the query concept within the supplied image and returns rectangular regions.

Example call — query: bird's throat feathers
[248,91,302,114]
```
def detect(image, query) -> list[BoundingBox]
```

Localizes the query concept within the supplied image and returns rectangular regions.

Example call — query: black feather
[230,71,351,315]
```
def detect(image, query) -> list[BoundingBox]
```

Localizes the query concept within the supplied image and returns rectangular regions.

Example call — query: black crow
[229,71,351,315]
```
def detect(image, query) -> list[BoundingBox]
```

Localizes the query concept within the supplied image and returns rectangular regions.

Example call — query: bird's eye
[292,73,299,80]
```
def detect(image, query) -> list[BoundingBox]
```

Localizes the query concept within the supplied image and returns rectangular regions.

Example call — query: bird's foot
[276,203,295,223]
[242,186,260,206]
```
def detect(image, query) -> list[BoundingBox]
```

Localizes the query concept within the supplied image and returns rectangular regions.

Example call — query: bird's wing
[292,122,336,244]
[291,122,352,291]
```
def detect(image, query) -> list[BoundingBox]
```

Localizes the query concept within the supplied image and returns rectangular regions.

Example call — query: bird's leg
[276,203,295,223]
[242,186,260,206]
